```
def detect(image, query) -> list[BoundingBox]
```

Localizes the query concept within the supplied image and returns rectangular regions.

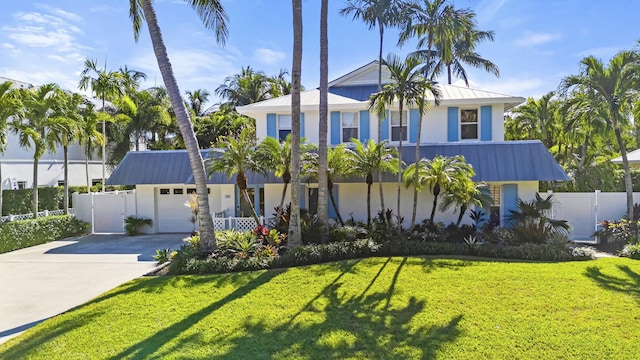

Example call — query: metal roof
[611,148,640,167]
[107,140,567,186]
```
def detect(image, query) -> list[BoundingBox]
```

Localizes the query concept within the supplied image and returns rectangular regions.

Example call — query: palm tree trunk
[33,156,38,218]
[276,181,289,227]
[377,25,386,217]
[366,176,372,228]
[101,98,106,193]
[141,0,216,251]
[328,180,344,226]
[614,126,634,219]
[0,160,3,216]
[63,145,69,214]
[397,103,403,231]
[242,189,260,224]
[411,111,424,229]
[447,65,453,85]
[85,144,91,193]
[456,204,467,227]
[317,0,329,226]
[288,0,303,248]
[430,184,440,223]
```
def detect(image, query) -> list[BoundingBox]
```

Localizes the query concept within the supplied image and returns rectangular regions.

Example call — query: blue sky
[1,0,639,107]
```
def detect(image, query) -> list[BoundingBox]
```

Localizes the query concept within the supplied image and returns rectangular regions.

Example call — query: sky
[1,0,640,107]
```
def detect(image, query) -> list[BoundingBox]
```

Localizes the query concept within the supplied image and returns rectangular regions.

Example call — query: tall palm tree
[0,81,22,215]
[420,155,473,223]
[52,92,84,214]
[348,139,399,227]
[511,92,558,149]
[130,0,228,252]
[79,58,124,192]
[439,175,491,227]
[370,53,431,226]
[210,128,264,224]
[14,83,69,217]
[119,65,147,95]
[560,52,640,219]
[77,101,105,192]
[269,69,294,98]
[340,0,404,216]
[318,0,329,226]
[185,89,211,117]
[288,0,304,248]
[215,66,273,107]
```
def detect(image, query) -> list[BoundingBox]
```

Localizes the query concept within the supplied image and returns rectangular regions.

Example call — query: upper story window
[341,112,358,142]
[460,109,478,140]
[278,114,292,142]
[390,110,408,142]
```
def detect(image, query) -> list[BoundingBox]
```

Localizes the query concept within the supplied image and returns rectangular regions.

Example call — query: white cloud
[35,4,83,23]
[466,77,551,99]
[575,46,622,59]
[514,31,562,47]
[252,48,286,66]
[89,5,124,14]
[476,0,508,25]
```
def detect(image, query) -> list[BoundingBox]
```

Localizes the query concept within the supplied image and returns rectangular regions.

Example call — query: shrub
[124,216,152,236]
[620,243,640,259]
[1,187,64,216]
[596,219,640,244]
[570,246,597,260]
[0,215,89,254]
[153,248,174,265]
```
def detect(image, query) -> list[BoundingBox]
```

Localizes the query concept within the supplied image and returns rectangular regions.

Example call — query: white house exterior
[105,62,568,233]
[0,76,106,191]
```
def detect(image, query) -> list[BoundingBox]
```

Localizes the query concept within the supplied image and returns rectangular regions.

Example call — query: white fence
[0,209,74,225]
[73,191,136,234]
[546,191,640,242]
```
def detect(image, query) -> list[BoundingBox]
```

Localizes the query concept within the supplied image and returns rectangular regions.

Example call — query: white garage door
[156,187,195,233]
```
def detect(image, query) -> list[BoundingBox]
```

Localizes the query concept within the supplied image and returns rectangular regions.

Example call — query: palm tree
[340,0,404,216]
[288,0,304,248]
[0,81,22,215]
[318,0,329,226]
[511,92,558,149]
[76,101,105,192]
[130,0,227,252]
[185,89,211,117]
[79,58,124,192]
[215,66,273,107]
[560,52,639,219]
[14,83,69,217]
[118,65,147,95]
[210,128,264,225]
[370,53,432,226]
[348,139,399,227]
[52,92,84,214]
[269,69,294,98]
[439,178,492,227]
[256,135,312,227]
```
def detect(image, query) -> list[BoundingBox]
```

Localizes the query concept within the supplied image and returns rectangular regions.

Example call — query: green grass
[2,257,640,359]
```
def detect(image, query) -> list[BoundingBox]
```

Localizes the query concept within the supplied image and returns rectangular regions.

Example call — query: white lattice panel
[231,217,259,232]
[213,218,227,230]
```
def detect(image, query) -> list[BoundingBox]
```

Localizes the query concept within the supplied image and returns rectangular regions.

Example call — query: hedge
[0,215,89,254]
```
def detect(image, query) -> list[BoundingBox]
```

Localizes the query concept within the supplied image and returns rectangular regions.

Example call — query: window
[390,110,408,141]
[489,185,501,227]
[57,180,65,187]
[187,188,197,194]
[460,109,478,140]
[278,114,292,142]
[159,188,170,195]
[17,181,27,190]
[91,179,102,186]
[173,188,184,195]
[341,112,358,142]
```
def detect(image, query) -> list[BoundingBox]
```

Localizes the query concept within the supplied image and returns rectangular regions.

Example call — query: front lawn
[2,257,639,359]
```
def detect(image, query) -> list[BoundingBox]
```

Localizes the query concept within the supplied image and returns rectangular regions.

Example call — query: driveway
[0,233,187,344]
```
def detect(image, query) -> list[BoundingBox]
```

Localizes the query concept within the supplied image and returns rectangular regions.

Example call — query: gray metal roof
[328,85,380,101]
[107,140,568,186]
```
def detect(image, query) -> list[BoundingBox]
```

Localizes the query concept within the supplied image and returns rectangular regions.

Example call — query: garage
[156,187,196,233]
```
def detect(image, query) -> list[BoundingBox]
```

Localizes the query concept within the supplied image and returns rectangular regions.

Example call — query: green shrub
[0,215,89,254]
[1,187,64,216]
[620,243,640,259]
[124,216,152,236]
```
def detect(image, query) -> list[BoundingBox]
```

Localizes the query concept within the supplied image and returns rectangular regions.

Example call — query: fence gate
[73,191,136,234]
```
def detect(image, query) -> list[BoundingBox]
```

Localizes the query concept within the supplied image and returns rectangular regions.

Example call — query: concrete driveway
[0,233,187,344]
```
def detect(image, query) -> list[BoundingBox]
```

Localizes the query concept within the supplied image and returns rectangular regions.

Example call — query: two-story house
[0,76,105,192]
[106,62,568,233]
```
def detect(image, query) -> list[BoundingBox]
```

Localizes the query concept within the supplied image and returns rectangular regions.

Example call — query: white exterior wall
[135,185,156,233]
[264,184,290,218]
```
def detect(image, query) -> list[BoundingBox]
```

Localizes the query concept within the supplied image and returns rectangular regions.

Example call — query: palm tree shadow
[585,265,640,303]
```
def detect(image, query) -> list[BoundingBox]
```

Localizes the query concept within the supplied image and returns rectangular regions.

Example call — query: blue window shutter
[477,185,491,226]
[380,110,390,141]
[267,113,277,138]
[330,111,341,144]
[481,105,492,141]
[409,109,419,143]
[254,187,261,216]
[359,110,370,142]
[447,107,458,142]
[300,112,305,138]
[300,185,306,209]
[328,184,339,218]
[502,184,519,227]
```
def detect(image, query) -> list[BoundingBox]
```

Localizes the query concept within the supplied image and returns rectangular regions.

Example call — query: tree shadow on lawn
[215,257,463,360]
[585,265,640,303]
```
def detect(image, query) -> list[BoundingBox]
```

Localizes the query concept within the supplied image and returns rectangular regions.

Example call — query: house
[0,76,106,191]
[105,61,568,234]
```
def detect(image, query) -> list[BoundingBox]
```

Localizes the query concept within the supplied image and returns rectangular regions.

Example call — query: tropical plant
[439,180,493,227]
[560,51,640,219]
[370,53,433,226]
[215,66,274,107]
[209,128,264,224]
[507,193,570,244]
[340,0,404,216]
[13,83,70,217]
[76,101,105,191]
[0,81,22,215]
[124,215,152,236]
[348,139,399,227]
[129,0,227,252]
[185,88,211,117]
[194,107,254,147]
[288,0,303,248]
